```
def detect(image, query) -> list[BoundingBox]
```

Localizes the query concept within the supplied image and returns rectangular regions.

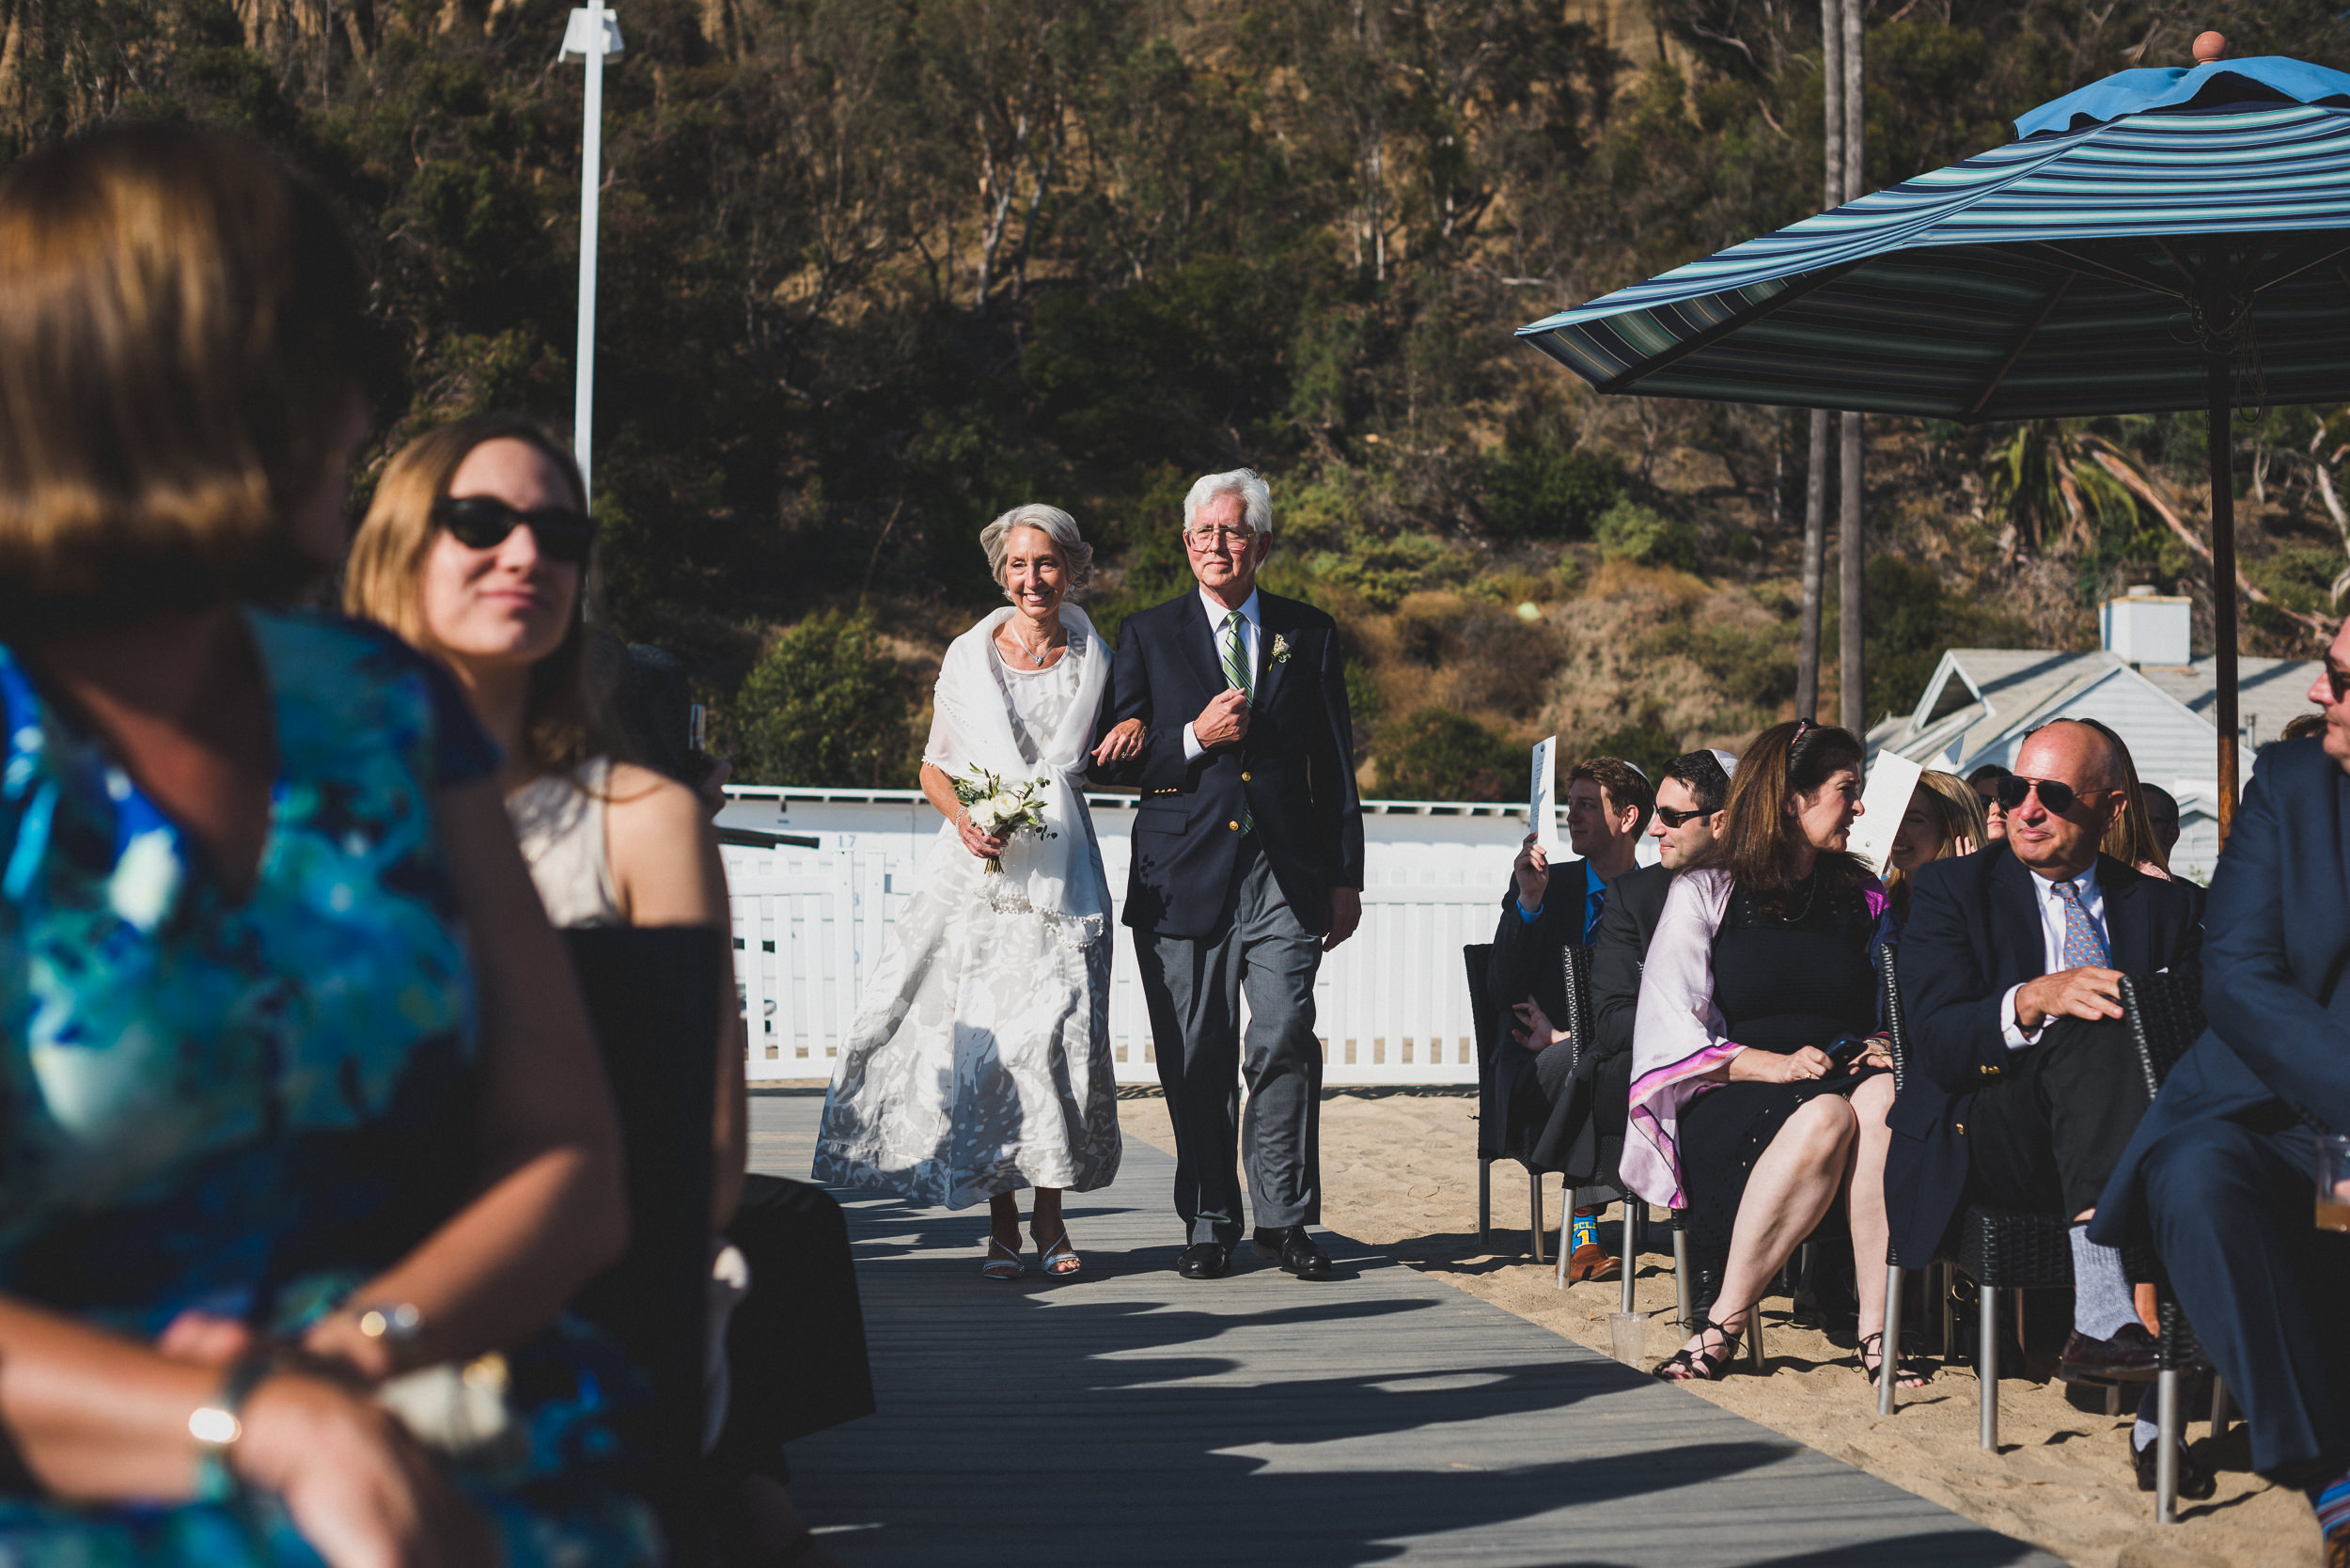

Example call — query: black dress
[1677,871,1883,1260]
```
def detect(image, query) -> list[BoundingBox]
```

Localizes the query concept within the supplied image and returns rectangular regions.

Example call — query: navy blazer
[1590,861,1673,1067]
[1887,842,2204,1263]
[2092,739,2350,1247]
[1087,589,1364,939]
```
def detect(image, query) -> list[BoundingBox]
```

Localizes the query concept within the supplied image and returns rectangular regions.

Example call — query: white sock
[2133,1417,2161,1452]
[2069,1224,2139,1341]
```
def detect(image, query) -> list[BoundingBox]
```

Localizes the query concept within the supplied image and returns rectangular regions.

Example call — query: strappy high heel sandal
[1857,1330,1932,1390]
[981,1237,1023,1279]
[1035,1231,1082,1278]
[1653,1316,1745,1382]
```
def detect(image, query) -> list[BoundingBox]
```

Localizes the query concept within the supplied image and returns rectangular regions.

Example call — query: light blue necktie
[2053,879,2108,969]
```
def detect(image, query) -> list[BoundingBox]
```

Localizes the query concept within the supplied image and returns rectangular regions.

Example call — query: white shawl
[927,605,1111,947]
[1622,869,1741,1210]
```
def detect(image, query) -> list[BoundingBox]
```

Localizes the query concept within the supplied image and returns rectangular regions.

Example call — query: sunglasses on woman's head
[1653,804,1710,827]
[431,495,596,565]
[1993,774,2113,817]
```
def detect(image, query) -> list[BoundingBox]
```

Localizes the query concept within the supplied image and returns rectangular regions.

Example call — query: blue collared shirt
[1518,860,1607,943]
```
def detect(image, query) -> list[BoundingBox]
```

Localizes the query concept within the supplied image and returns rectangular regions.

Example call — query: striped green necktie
[1220,610,1253,835]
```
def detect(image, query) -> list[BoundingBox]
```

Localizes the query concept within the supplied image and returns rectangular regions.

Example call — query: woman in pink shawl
[1624,720,1915,1389]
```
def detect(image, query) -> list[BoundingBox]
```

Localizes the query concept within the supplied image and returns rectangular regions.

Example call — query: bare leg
[1664,1095,1856,1373]
[1846,1073,1926,1388]
[989,1191,1023,1254]
[1028,1186,1066,1249]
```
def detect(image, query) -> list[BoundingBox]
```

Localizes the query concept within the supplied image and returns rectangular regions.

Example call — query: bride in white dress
[814,504,1140,1278]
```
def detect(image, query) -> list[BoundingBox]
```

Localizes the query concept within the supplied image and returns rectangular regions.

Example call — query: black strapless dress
[1677,872,1883,1260]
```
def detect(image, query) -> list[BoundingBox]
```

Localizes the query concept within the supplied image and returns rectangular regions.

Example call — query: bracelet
[188,1350,275,1503]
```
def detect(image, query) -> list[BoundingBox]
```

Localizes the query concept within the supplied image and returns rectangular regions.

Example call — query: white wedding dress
[812,612,1122,1208]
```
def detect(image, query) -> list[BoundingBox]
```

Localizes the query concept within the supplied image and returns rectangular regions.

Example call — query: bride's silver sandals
[981,1237,1023,1280]
[1036,1231,1083,1278]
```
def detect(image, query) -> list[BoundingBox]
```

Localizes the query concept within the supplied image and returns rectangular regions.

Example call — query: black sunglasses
[1653,804,1710,827]
[432,495,596,565]
[1993,774,2116,817]
[2326,659,2350,703]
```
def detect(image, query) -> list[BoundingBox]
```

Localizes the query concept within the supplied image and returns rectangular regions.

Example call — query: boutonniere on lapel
[1270,634,1292,665]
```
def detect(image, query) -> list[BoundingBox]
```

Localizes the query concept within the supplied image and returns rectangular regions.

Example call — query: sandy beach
[1108,1088,2319,1568]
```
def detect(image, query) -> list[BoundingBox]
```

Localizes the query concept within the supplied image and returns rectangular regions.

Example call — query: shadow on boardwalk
[760,1100,2058,1568]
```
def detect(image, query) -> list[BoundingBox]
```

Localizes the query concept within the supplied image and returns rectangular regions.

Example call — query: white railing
[718,787,1632,1088]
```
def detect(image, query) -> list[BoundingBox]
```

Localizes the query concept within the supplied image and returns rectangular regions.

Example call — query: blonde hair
[979,503,1093,598]
[1887,770,1991,920]
[2078,717,2170,874]
[343,415,598,778]
[0,123,368,635]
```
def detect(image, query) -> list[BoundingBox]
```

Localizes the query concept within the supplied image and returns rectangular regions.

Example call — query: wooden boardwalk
[753,1095,2061,1568]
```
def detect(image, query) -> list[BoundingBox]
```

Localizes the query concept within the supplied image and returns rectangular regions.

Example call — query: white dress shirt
[1999,859,2107,1049]
[1181,587,1262,761]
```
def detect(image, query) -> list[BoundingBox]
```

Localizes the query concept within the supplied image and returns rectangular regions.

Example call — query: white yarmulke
[1709,747,1739,777]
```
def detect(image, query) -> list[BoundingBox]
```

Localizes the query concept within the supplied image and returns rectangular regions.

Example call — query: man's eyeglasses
[1183,525,1258,550]
[432,495,597,566]
[2326,659,2350,703]
[1993,774,2118,817]
[1653,805,1710,828]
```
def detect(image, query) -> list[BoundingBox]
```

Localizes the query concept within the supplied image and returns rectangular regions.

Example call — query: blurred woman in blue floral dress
[0,126,656,1565]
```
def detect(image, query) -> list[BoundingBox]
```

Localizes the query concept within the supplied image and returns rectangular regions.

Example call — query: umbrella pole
[2207,349,2239,842]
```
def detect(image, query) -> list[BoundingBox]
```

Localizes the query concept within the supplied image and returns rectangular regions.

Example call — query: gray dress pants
[1134,836,1324,1247]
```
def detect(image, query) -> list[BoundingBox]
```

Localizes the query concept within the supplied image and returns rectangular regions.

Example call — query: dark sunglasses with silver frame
[1993,774,2118,818]
[431,494,597,566]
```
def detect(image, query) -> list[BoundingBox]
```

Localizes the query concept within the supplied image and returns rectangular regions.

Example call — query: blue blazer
[1888,842,2203,1263]
[2092,739,2350,1247]
[1087,590,1364,940]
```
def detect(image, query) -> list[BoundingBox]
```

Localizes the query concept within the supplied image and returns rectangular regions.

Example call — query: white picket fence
[719,786,1640,1088]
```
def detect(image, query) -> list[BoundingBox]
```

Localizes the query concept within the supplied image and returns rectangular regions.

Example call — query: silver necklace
[1004,622,1062,667]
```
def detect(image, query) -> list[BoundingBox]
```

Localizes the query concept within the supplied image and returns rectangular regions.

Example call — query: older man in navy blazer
[1889,720,2203,1398]
[2092,642,2350,1563]
[1089,469,1365,1283]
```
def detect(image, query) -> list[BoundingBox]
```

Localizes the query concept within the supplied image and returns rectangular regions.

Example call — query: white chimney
[2101,586,2191,666]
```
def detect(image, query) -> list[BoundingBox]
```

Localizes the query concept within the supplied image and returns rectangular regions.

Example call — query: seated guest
[1885,770,1988,921]
[1968,762,2013,842]
[1888,719,2203,1399]
[1624,721,1910,1386]
[2081,717,2171,879]
[2139,782,2182,862]
[0,126,650,1562]
[2092,648,2350,1556]
[1490,756,1652,1281]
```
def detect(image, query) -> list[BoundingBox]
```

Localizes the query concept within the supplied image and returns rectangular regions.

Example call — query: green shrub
[1377,709,1522,802]
[1482,444,1622,540]
[1594,500,1698,572]
[1323,531,1473,611]
[732,610,918,787]
[1583,725,1680,781]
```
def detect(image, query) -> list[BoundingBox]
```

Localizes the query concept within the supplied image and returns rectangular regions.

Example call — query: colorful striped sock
[2309,1466,2350,1543]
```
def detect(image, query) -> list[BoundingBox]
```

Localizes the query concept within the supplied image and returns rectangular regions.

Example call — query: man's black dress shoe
[1177,1242,1230,1279]
[1251,1226,1333,1280]
[2060,1324,2159,1381]
[2135,1432,2216,1498]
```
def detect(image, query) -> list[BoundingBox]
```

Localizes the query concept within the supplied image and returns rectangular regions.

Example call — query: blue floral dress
[0,609,658,1565]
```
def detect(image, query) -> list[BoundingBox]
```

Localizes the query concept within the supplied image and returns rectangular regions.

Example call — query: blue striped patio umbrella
[1515,54,2350,828]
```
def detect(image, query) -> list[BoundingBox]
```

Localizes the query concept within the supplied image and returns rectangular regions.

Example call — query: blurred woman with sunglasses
[0,129,650,1564]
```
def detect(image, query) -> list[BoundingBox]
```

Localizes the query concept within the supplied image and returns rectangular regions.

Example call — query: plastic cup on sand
[1610,1310,1647,1366]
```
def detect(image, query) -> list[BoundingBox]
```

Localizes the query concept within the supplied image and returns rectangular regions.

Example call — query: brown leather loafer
[1565,1242,1621,1283]
[2060,1324,2159,1381]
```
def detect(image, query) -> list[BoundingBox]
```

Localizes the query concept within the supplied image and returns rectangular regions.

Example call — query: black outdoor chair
[1876,946,2076,1446]
[1468,943,1554,1262]
[1548,942,1698,1341]
[2119,968,2232,1526]
[563,925,725,1562]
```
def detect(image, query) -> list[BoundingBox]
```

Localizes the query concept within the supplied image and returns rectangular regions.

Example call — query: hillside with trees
[12,0,2350,792]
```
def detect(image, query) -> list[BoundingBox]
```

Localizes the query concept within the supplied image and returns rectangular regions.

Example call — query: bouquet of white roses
[953,766,1056,875]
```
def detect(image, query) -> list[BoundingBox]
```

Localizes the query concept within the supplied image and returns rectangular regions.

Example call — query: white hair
[979,504,1093,597]
[1183,467,1272,537]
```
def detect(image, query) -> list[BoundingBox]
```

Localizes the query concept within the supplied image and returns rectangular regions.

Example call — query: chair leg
[2156,1366,2181,1524]
[1555,1209,1571,1291]
[1979,1281,1999,1451]
[1936,1261,1955,1358]
[1672,1220,1694,1333]
[2103,1383,2121,1417]
[1620,1202,1638,1316]
[1878,1264,1904,1416]
[1529,1170,1545,1264]
[1478,1159,1491,1247]
[2210,1373,2231,1441]
[1747,1312,1765,1372]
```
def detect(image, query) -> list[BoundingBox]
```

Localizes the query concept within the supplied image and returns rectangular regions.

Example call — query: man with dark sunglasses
[1889,719,2205,1481]
[2091,642,2350,1565]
